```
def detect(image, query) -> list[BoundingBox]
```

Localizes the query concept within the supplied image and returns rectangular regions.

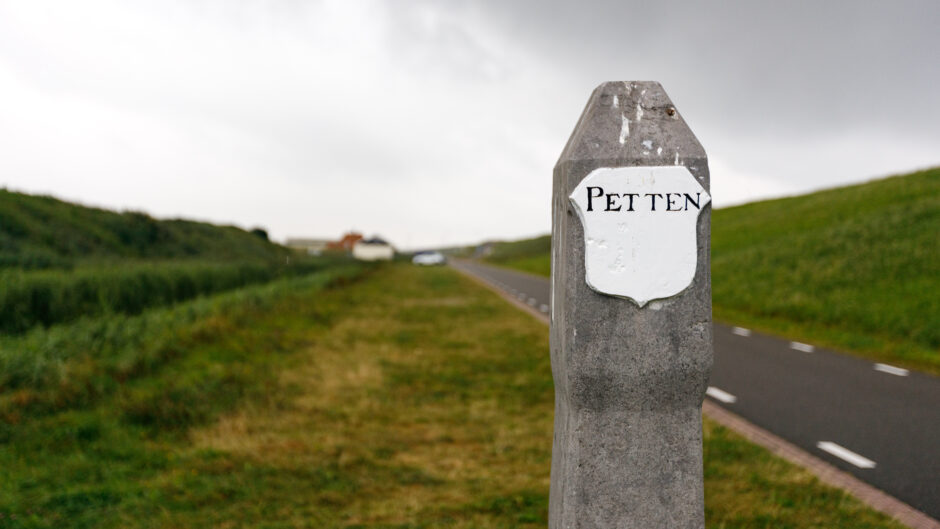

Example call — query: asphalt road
[451,259,940,520]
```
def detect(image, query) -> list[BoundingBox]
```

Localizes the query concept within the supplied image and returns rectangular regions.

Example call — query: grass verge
[0,263,368,528]
[1,264,906,527]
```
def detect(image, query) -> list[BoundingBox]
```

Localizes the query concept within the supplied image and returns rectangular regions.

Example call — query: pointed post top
[557,81,706,168]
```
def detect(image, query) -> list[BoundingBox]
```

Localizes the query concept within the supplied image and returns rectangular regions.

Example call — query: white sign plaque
[569,165,710,306]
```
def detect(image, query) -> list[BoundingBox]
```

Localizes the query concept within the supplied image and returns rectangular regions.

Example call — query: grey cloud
[480,0,940,138]
[0,0,936,249]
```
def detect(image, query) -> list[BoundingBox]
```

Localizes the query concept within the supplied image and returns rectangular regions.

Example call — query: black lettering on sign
[666,193,681,211]
[584,190,704,212]
[623,193,639,211]
[587,186,604,211]
[605,193,621,211]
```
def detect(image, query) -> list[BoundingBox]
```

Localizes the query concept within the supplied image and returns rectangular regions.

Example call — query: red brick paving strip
[453,264,940,529]
[703,401,940,529]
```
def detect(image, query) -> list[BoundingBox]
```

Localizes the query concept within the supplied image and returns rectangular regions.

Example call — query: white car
[412,251,446,266]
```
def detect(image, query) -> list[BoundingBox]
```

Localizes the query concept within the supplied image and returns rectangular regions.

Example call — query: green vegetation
[0,189,288,269]
[711,167,939,373]
[0,264,904,527]
[480,235,551,277]
[0,182,921,526]
[0,264,368,528]
[0,189,343,338]
[0,259,339,335]
[0,263,366,420]
[481,168,940,374]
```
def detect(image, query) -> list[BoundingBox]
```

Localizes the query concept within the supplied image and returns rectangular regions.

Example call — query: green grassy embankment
[0,189,287,269]
[482,168,940,374]
[481,235,551,277]
[711,168,938,373]
[0,264,906,528]
[0,259,340,335]
[0,189,339,336]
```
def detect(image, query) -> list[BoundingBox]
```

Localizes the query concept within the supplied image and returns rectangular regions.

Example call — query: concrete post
[549,81,712,528]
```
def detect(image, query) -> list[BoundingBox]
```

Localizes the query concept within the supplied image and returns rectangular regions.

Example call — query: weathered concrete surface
[550,81,712,528]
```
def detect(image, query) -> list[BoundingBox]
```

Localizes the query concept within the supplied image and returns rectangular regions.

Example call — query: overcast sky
[0,1,937,249]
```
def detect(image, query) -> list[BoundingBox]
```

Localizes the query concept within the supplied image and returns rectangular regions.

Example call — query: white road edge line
[874,363,910,376]
[790,341,815,353]
[817,441,877,469]
[705,386,737,404]
[731,327,751,337]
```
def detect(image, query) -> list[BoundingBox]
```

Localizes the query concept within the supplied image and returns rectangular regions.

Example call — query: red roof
[326,232,363,251]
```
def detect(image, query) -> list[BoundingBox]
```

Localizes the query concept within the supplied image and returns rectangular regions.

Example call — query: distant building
[353,237,394,261]
[285,238,331,255]
[327,232,364,253]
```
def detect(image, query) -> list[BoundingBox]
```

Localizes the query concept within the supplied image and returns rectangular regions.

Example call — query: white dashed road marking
[874,363,909,376]
[817,441,877,469]
[539,304,549,313]
[705,386,737,404]
[732,327,751,336]
[527,298,537,306]
[790,341,815,353]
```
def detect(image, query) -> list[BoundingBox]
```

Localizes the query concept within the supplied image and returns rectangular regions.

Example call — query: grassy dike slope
[711,168,938,373]
[0,189,288,268]
[483,168,940,374]
[2,264,904,527]
[0,190,336,337]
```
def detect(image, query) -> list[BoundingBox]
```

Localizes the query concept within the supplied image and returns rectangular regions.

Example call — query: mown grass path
[2,264,909,528]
